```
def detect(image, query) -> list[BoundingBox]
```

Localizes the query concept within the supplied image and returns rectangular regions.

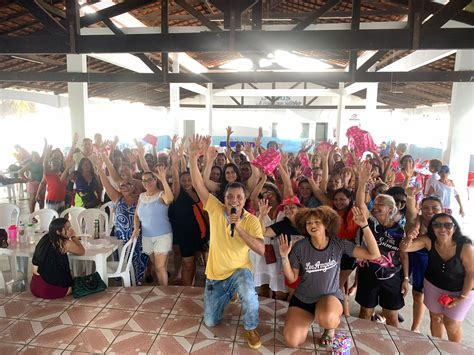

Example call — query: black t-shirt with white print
[289,237,355,304]
[356,216,405,280]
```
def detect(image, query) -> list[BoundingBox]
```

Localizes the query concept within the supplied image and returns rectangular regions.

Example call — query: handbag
[264,244,277,264]
[0,229,8,248]
[72,272,107,298]
[80,192,101,208]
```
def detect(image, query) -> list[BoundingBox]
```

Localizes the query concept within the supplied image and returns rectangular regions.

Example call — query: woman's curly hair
[295,206,342,238]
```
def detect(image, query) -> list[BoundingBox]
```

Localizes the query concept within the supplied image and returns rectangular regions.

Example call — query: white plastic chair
[60,207,85,235]
[0,249,25,294]
[0,203,20,230]
[106,238,137,287]
[28,209,59,233]
[100,201,115,236]
[77,209,109,236]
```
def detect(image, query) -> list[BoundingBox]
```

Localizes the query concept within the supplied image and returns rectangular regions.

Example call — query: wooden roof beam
[16,0,66,35]
[174,0,222,32]
[292,0,343,31]
[80,0,155,27]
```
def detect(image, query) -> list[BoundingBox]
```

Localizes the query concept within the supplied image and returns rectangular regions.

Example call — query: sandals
[318,329,335,349]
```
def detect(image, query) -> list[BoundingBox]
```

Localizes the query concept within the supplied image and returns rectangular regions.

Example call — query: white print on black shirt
[305,259,338,273]
[378,236,399,252]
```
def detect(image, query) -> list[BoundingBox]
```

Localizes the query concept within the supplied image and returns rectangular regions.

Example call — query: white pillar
[336,82,346,145]
[205,83,213,136]
[443,50,474,190]
[169,54,182,136]
[365,83,378,119]
[67,54,87,141]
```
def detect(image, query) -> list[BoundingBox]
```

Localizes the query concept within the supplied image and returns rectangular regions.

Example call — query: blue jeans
[204,268,259,330]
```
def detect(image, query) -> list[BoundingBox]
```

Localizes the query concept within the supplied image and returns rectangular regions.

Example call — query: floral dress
[114,197,148,284]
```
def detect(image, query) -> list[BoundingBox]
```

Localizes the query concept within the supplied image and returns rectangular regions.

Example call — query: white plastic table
[69,237,122,282]
[7,235,122,284]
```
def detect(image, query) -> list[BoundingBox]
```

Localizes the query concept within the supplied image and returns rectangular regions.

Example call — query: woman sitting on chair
[31,218,85,299]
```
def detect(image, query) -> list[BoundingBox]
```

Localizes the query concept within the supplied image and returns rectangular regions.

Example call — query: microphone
[230,207,237,237]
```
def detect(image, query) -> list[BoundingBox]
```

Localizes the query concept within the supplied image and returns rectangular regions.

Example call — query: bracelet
[404,276,409,281]
[281,256,289,262]
[361,225,369,230]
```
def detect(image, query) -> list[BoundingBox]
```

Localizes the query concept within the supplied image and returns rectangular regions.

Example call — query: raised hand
[171,134,179,148]
[226,126,233,137]
[95,154,104,171]
[406,185,422,198]
[243,142,253,156]
[187,134,202,157]
[277,234,293,257]
[72,132,79,146]
[258,198,271,217]
[170,148,179,165]
[155,165,168,182]
[352,206,368,227]
[206,146,218,162]
[280,152,289,168]
[134,139,145,156]
[406,228,419,241]
[359,161,372,182]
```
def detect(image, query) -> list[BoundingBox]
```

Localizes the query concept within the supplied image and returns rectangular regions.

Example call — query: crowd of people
[4,128,473,349]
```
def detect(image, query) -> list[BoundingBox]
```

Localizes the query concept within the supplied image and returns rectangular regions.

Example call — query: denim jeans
[204,268,259,330]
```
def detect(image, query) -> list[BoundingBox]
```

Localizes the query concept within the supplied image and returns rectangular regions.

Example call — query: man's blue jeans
[204,268,259,330]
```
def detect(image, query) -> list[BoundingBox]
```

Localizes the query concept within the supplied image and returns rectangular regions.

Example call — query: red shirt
[44,173,67,202]
[337,209,358,240]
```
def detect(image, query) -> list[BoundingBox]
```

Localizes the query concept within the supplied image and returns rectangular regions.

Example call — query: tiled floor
[1,286,473,354]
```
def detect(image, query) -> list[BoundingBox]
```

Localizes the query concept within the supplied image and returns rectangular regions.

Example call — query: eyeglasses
[432,222,455,230]
[394,198,406,205]
[142,178,155,183]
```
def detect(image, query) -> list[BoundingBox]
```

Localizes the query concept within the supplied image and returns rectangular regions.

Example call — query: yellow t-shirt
[204,194,263,280]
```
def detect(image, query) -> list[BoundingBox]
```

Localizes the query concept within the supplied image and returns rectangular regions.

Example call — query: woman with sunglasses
[400,214,473,343]
[355,162,409,327]
[131,168,174,286]
[405,193,443,332]
[96,156,148,285]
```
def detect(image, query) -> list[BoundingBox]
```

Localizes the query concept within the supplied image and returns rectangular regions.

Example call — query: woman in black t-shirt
[278,206,380,349]
[31,218,85,299]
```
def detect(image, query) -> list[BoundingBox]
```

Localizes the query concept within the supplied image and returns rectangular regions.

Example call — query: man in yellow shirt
[188,135,264,350]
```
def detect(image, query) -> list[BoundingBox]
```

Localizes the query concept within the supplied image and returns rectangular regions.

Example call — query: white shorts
[142,233,173,255]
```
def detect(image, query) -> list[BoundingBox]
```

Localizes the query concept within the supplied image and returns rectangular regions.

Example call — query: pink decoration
[143,134,158,146]
[251,148,281,175]
[298,152,312,177]
[346,126,377,159]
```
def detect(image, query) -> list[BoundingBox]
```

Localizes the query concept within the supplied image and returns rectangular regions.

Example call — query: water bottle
[18,222,27,244]
[27,223,35,244]
[94,219,100,239]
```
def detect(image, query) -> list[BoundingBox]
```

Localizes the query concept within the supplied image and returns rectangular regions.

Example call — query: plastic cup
[8,225,17,241]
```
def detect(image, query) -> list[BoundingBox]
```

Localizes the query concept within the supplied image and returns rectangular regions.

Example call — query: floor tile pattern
[0,286,472,354]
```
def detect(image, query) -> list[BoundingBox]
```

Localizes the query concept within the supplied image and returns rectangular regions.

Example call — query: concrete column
[335,82,346,145]
[443,50,474,190]
[365,83,378,119]
[205,83,213,136]
[169,54,182,136]
[67,54,87,141]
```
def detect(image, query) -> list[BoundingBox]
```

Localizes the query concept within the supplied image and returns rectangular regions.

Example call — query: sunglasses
[432,222,455,230]
[394,198,406,205]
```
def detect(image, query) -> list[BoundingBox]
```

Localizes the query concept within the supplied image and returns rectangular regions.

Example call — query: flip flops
[318,329,335,349]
